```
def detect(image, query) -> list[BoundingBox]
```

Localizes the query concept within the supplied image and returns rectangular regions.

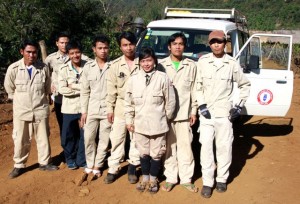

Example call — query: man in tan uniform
[4,39,58,178]
[79,35,111,183]
[105,31,140,184]
[45,32,70,134]
[196,30,251,198]
[58,40,88,169]
[158,32,198,193]
[125,47,176,193]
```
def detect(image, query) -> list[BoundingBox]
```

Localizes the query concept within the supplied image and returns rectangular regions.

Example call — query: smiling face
[20,45,38,66]
[68,48,82,66]
[140,56,155,73]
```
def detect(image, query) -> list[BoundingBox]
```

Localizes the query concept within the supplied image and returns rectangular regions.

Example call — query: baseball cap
[208,30,226,43]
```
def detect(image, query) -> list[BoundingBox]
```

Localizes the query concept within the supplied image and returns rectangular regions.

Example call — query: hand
[189,114,197,126]
[198,104,211,119]
[126,124,134,132]
[80,113,87,128]
[107,113,114,123]
[228,105,242,122]
[51,85,56,93]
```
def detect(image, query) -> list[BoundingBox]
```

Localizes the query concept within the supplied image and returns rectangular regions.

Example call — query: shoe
[148,180,159,194]
[127,164,138,184]
[201,186,212,198]
[8,168,24,179]
[67,162,78,170]
[104,173,117,184]
[136,181,149,192]
[128,174,138,184]
[39,164,59,171]
[216,182,227,193]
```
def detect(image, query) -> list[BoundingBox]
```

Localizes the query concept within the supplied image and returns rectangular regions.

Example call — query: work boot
[8,168,24,179]
[216,182,227,193]
[104,173,117,184]
[127,164,138,184]
[201,186,212,198]
[39,164,59,171]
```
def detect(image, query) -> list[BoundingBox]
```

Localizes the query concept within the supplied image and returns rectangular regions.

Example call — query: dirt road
[0,77,300,204]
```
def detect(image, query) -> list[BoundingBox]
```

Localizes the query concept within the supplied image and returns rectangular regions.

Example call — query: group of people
[4,29,251,198]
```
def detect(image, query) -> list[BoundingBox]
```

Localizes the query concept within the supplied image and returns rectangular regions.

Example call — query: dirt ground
[0,76,300,204]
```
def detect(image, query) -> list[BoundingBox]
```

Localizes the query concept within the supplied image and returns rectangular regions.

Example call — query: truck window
[137,28,211,61]
[239,35,291,71]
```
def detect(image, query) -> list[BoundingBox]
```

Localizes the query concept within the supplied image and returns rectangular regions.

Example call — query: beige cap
[208,30,226,43]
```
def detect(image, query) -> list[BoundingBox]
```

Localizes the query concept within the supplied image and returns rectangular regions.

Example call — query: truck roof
[147,18,238,34]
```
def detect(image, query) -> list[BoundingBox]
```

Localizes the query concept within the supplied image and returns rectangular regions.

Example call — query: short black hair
[167,32,187,47]
[56,31,70,42]
[66,39,82,53]
[139,47,158,67]
[92,34,110,47]
[117,31,137,46]
[20,39,39,50]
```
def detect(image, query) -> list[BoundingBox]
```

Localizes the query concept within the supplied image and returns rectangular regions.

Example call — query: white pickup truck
[136,7,294,117]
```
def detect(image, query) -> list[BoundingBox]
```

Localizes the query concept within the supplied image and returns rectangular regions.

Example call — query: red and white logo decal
[257,89,273,105]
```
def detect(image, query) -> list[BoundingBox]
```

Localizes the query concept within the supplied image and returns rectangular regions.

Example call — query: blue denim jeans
[61,113,86,167]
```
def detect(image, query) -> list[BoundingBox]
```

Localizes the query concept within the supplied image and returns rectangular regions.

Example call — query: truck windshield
[137,28,212,61]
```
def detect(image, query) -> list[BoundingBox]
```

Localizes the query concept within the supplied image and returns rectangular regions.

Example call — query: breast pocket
[152,90,164,105]
[34,77,45,91]
[88,75,97,87]
[220,70,232,89]
[183,79,192,91]
[15,80,28,92]
[132,92,143,105]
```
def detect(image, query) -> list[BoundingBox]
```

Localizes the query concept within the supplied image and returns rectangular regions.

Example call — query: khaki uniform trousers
[107,117,140,174]
[12,118,51,168]
[164,120,195,184]
[199,116,233,187]
[134,133,166,160]
[84,117,111,169]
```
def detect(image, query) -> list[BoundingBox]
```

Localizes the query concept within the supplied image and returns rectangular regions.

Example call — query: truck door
[235,34,293,117]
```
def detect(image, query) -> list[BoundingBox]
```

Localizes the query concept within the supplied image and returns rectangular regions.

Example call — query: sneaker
[8,168,24,179]
[67,162,78,170]
[201,186,212,198]
[39,164,59,171]
[148,180,159,194]
[216,182,227,193]
[104,173,117,184]
[136,181,148,192]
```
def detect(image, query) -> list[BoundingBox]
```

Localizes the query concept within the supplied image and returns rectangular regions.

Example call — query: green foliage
[1,0,300,68]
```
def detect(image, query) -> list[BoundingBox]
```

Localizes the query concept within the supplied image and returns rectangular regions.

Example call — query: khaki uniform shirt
[158,56,198,121]
[125,69,176,135]
[106,55,139,119]
[4,58,51,121]
[45,51,68,103]
[58,60,88,114]
[80,60,110,119]
[196,53,251,117]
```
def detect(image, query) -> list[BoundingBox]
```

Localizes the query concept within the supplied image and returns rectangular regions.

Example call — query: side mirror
[244,55,259,73]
